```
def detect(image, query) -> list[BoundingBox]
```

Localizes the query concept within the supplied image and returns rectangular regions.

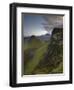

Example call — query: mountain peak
[45,33,50,36]
[30,35,36,39]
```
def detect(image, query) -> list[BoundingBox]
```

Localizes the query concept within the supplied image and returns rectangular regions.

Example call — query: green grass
[23,38,63,75]
[51,62,63,73]
[24,42,49,74]
[24,37,44,50]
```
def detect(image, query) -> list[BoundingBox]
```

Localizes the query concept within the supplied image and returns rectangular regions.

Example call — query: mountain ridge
[24,33,51,42]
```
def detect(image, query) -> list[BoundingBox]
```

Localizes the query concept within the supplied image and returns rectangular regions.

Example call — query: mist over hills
[24,33,51,43]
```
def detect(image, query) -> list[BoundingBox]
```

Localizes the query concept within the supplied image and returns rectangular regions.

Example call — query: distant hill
[24,33,51,43]
[37,33,51,41]
[24,35,44,50]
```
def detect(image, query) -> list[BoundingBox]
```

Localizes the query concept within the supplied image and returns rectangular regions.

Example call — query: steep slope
[24,35,44,50]
[24,42,49,74]
[23,28,63,75]
[32,28,63,74]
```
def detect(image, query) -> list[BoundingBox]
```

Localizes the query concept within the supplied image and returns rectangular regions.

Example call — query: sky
[22,14,63,37]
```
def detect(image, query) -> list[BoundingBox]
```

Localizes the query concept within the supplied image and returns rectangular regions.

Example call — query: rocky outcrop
[33,28,63,74]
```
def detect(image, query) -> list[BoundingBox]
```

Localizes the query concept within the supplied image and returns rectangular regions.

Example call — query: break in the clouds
[22,14,63,37]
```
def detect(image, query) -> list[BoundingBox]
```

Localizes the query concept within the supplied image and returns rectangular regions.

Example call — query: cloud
[42,15,63,32]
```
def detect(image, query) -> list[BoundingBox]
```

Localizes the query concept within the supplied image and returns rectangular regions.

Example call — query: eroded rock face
[47,28,63,67]
[34,28,63,74]
[52,28,63,41]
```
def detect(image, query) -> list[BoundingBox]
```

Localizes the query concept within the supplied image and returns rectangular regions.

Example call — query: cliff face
[47,28,63,69]
[33,28,63,74]
[52,28,63,41]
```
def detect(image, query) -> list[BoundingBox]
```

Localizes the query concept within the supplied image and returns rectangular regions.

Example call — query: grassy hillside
[23,28,63,75]
[24,35,44,50]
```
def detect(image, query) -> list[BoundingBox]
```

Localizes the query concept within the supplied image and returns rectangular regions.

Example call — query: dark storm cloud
[43,15,63,33]
[22,14,63,37]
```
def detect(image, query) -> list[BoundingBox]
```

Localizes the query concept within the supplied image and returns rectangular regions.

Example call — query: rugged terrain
[23,28,63,75]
